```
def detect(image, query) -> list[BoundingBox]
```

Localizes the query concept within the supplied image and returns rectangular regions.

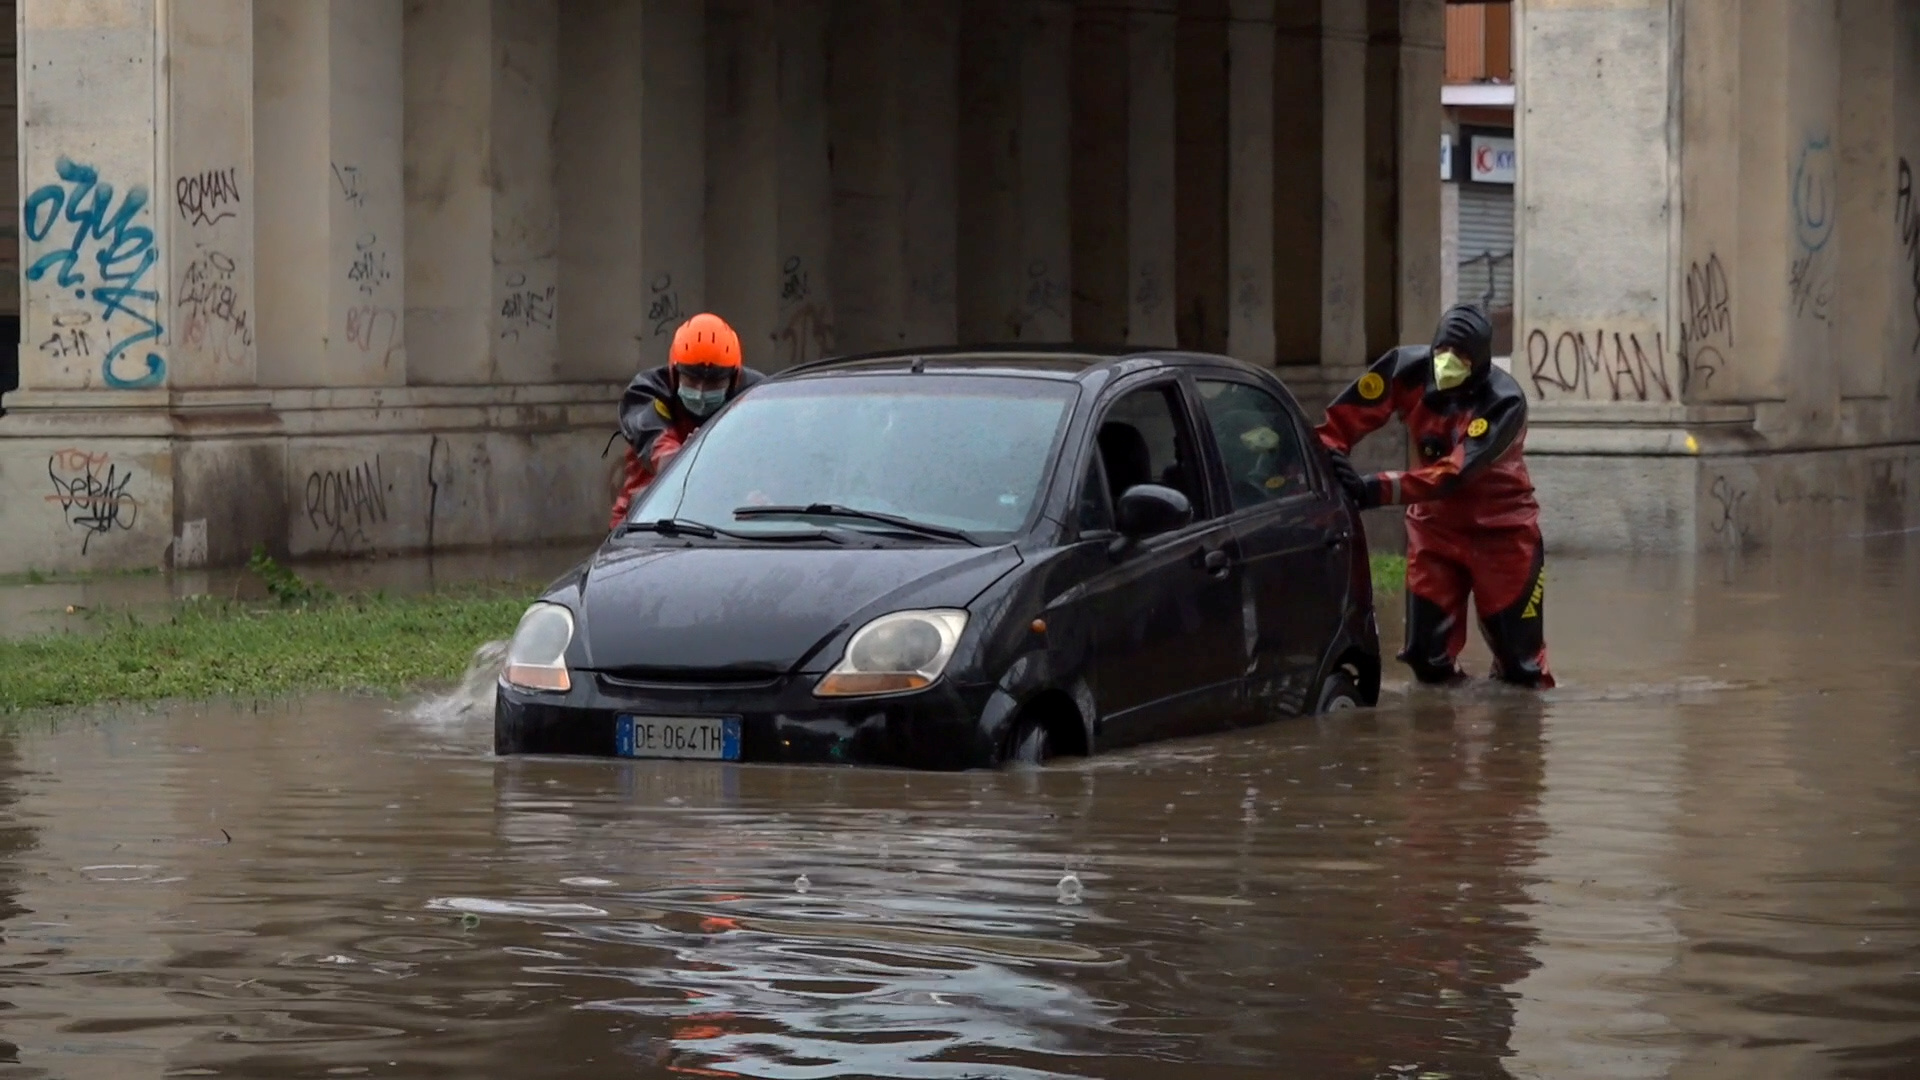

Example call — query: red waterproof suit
[608,364,765,528]
[1316,348,1554,688]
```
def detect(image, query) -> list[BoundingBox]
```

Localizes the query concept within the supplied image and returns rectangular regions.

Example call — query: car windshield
[629,373,1078,542]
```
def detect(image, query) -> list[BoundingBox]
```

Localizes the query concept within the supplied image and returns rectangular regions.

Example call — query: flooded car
[494,346,1381,769]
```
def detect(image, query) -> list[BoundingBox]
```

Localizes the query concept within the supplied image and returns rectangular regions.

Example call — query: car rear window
[631,374,1078,542]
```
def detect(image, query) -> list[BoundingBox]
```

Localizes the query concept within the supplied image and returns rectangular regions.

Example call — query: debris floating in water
[793,874,811,894]
[460,913,480,929]
[1057,872,1083,905]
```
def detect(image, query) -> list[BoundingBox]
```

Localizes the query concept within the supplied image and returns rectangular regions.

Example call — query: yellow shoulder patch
[1357,373,1386,401]
[1467,417,1489,438]
[654,398,672,419]
[1264,476,1287,490]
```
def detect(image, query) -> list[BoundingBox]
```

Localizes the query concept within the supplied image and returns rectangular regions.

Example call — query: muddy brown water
[0,547,1916,1078]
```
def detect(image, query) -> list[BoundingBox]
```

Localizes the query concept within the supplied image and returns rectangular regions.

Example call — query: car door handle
[1198,548,1231,575]
[1325,532,1350,549]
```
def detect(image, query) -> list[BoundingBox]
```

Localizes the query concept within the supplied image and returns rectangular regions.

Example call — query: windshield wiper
[616,516,845,544]
[616,517,720,539]
[733,503,981,546]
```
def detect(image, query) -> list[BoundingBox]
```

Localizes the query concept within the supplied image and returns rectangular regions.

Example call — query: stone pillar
[18,0,170,393]
[166,0,257,391]
[772,0,837,369]
[1175,0,1228,354]
[828,0,908,353]
[489,0,562,384]
[1396,0,1443,345]
[898,0,960,347]
[1319,0,1369,370]
[1836,0,1896,408]
[557,0,704,382]
[1018,0,1073,344]
[706,0,782,365]
[256,0,406,389]
[1127,2,1179,346]
[1227,0,1279,366]
[1070,0,1129,345]
[957,0,1020,343]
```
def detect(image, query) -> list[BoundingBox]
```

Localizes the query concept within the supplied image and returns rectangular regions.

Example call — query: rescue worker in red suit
[608,313,765,529]
[1316,304,1555,689]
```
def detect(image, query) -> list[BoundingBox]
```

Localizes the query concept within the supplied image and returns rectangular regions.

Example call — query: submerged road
[0,547,1914,1078]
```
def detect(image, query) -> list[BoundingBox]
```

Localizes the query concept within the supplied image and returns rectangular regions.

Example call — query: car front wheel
[1314,669,1362,714]
[1002,719,1052,766]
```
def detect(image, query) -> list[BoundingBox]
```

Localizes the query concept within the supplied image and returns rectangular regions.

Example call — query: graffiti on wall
[347,233,393,297]
[1678,252,1730,392]
[331,162,366,208]
[648,273,686,337]
[775,257,833,366]
[24,157,166,388]
[1525,328,1677,402]
[1790,135,1836,324]
[345,305,401,366]
[45,449,140,554]
[1009,259,1067,339]
[1897,158,1920,353]
[174,166,240,227]
[305,457,389,554]
[499,271,556,342]
[177,248,253,365]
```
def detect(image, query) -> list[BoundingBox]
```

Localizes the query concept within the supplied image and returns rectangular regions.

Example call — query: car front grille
[591,668,786,693]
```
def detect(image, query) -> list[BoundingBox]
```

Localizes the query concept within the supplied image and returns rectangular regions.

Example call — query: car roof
[768,344,1267,384]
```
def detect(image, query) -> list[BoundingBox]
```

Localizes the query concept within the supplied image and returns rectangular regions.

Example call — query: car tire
[1314,668,1363,715]
[1003,719,1052,767]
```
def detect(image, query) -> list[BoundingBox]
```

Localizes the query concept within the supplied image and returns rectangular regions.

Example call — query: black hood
[1431,304,1494,369]
[569,542,1023,676]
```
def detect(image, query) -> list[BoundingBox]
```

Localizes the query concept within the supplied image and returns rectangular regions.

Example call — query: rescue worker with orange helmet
[609,312,765,528]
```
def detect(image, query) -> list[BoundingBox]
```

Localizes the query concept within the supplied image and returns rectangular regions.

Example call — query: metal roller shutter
[1456,184,1514,314]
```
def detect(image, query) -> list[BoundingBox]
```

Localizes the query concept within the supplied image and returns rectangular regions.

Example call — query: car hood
[573,541,1023,675]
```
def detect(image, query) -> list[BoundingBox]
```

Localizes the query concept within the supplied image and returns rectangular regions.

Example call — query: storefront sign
[1469,134,1516,184]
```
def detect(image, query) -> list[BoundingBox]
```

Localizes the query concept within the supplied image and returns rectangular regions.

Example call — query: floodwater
[0,547,1916,1079]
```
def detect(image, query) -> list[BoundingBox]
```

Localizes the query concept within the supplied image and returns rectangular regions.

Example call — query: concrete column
[403,0,492,385]
[1319,0,1368,369]
[1175,0,1229,354]
[1514,0,1680,406]
[488,0,561,384]
[255,0,406,389]
[557,0,704,381]
[1070,0,1129,345]
[772,0,837,369]
[165,0,256,390]
[1127,3,1179,346]
[1360,1,1400,358]
[1836,0,1895,408]
[17,0,168,391]
[958,0,1022,343]
[706,0,782,365]
[828,0,907,352]
[1018,0,1072,344]
[898,0,960,346]
[1396,0,1443,345]
[1227,0,1279,366]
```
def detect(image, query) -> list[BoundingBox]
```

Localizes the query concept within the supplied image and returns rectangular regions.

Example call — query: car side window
[1077,450,1115,533]
[1195,379,1313,511]
[1096,384,1209,516]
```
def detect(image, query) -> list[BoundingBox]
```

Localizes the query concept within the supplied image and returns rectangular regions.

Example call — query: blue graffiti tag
[1791,136,1836,254]
[23,157,166,388]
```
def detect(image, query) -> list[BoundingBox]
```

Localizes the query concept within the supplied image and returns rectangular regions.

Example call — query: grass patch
[1370,554,1407,593]
[0,565,162,587]
[0,584,533,713]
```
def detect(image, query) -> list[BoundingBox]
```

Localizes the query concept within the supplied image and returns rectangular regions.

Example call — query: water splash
[408,638,509,726]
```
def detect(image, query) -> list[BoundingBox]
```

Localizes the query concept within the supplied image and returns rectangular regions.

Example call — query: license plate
[615,715,742,761]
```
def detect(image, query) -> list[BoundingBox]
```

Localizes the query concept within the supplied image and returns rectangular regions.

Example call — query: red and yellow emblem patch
[1357,373,1386,401]
[1467,417,1489,438]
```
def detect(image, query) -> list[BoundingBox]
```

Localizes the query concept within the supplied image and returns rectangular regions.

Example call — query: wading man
[1315,303,1555,689]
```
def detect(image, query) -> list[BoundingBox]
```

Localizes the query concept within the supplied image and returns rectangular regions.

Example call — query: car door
[1076,376,1249,747]
[1193,374,1351,718]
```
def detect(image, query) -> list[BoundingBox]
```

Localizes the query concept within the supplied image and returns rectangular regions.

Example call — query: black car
[495,346,1380,770]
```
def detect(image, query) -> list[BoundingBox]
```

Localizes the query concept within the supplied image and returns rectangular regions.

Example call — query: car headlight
[504,603,574,692]
[814,609,968,697]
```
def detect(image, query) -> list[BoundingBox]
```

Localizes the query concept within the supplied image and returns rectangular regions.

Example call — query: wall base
[0,384,625,575]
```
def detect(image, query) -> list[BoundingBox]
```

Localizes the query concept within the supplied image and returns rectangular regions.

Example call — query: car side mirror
[1115,484,1193,538]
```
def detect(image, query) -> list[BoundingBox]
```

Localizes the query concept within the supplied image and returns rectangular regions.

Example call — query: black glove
[1326,451,1375,508]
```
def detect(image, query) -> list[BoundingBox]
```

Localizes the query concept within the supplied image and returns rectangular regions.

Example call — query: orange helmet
[670,313,743,370]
